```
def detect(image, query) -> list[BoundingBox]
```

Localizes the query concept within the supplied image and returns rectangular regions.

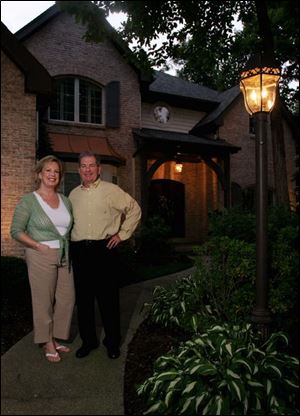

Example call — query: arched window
[50,77,103,124]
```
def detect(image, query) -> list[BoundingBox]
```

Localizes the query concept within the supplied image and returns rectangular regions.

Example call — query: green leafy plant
[137,324,299,415]
[146,275,218,334]
[146,237,256,334]
[208,208,256,243]
[137,216,173,264]
[193,237,256,323]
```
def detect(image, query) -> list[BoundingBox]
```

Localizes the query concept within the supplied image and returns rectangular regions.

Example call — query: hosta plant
[145,275,218,334]
[137,324,299,415]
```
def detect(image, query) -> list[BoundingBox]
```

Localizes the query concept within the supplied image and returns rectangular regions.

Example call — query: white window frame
[49,77,105,126]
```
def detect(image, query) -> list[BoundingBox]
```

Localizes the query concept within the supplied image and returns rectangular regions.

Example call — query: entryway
[148,179,185,237]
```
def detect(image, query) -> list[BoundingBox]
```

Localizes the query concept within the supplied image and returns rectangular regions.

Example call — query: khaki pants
[25,248,75,344]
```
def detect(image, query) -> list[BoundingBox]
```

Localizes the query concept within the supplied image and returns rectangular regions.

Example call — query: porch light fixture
[174,163,183,173]
[240,53,280,115]
[239,52,281,340]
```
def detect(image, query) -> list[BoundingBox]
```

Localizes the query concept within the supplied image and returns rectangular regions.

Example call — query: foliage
[57,1,299,113]
[1,256,28,293]
[208,209,256,243]
[116,241,193,287]
[146,225,298,338]
[193,237,256,322]
[1,256,31,315]
[137,323,299,415]
[136,216,173,264]
[208,205,298,245]
[268,205,299,242]
[146,236,256,333]
[146,275,218,335]
[269,225,299,339]
[207,207,299,328]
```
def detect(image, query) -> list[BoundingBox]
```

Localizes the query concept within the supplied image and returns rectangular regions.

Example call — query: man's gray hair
[78,152,101,165]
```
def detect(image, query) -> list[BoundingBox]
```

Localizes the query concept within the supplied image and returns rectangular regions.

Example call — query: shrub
[137,324,299,415]
[193,237,256,323]
[146,275,218,334]
[137,216,173,263]
[208,208,256,243]
[208,205,298,246]
[202,206,299,336]
[1,256,31,326]
[146,237,256,333]
[1,256,29,294]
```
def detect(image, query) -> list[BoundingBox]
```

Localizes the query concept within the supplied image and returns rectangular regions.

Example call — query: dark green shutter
[106,81,120,128]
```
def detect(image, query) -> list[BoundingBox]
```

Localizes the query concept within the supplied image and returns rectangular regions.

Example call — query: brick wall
[23,12,141,198]
[1,51,37,257]
[5,10,296,250]
[220,96,297,203]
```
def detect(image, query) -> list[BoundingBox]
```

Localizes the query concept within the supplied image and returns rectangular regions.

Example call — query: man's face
[79,156,101,186]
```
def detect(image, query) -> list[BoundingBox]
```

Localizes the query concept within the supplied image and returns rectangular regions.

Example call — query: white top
[34,192,71,248]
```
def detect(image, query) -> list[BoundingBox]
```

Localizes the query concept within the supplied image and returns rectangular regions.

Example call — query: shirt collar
[80,177,101,190]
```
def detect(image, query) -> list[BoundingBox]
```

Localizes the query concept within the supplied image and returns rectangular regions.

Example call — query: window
[50,77,103,124]
[62,172,81,196]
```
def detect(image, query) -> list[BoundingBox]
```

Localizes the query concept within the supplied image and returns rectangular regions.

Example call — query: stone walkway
[1,267,195,415]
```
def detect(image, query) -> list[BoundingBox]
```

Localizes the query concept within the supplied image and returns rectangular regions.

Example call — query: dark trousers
[70,240,121,349]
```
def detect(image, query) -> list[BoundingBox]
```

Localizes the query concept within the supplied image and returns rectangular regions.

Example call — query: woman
[10,155,75,363]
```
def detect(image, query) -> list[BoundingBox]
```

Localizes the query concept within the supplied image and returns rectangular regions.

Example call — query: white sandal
[44,350,61,363]
[55,344,71,353]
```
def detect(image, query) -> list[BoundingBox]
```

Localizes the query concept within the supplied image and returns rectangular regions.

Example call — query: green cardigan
[10,192,73,265]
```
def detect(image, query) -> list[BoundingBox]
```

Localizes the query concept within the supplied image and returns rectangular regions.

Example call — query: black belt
[72,239,106,246]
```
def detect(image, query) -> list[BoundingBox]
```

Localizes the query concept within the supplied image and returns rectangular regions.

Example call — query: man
[69,152,141,359]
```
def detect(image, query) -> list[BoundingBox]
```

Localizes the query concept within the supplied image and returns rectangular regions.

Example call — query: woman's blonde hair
[35,155,64,189]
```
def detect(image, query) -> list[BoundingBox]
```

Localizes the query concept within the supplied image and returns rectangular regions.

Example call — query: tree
[57,1,298,110]
[57,0,298,205]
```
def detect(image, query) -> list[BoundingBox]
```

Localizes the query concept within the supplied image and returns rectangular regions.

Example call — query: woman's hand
[35,242,50,251]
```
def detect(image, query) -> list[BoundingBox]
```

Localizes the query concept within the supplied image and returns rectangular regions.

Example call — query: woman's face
[39,161,60,188]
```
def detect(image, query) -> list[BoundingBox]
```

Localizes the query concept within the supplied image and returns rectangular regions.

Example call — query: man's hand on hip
[106,234,121,249]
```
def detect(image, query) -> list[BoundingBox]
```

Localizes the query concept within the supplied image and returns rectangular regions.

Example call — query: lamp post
[240,52,281,339]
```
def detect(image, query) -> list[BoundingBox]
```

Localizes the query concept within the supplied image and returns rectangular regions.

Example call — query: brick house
[1,22,52,257]
[1,5,297,257]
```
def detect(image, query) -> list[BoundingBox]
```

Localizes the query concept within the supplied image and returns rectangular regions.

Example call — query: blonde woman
[11,155,75,363]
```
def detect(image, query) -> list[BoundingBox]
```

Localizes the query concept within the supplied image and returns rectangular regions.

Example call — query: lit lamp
[240,53,280,115]
[175,163,183,173]
[240,52,281,340]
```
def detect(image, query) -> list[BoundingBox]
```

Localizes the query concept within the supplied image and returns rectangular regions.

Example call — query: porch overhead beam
[146,157,173,185]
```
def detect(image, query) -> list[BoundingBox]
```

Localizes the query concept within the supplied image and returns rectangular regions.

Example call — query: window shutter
[106,81,120,128]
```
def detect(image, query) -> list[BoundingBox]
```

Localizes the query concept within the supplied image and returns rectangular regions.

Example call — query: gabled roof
[11,3,242,129]
[190,85,241,135]
[143,71,220,112]
[15,3,152,83]
[14,5,60,41]
[151,71,219,102]
[1,22,52,96]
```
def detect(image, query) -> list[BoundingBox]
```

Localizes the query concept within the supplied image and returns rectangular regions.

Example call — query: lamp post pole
[239,52,280,340]
[252,111,271,339]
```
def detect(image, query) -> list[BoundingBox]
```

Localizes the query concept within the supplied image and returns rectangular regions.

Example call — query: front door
[148,179,185,237]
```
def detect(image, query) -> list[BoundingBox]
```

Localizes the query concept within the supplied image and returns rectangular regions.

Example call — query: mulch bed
[1,301,33,355]
[124,318,190,415]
